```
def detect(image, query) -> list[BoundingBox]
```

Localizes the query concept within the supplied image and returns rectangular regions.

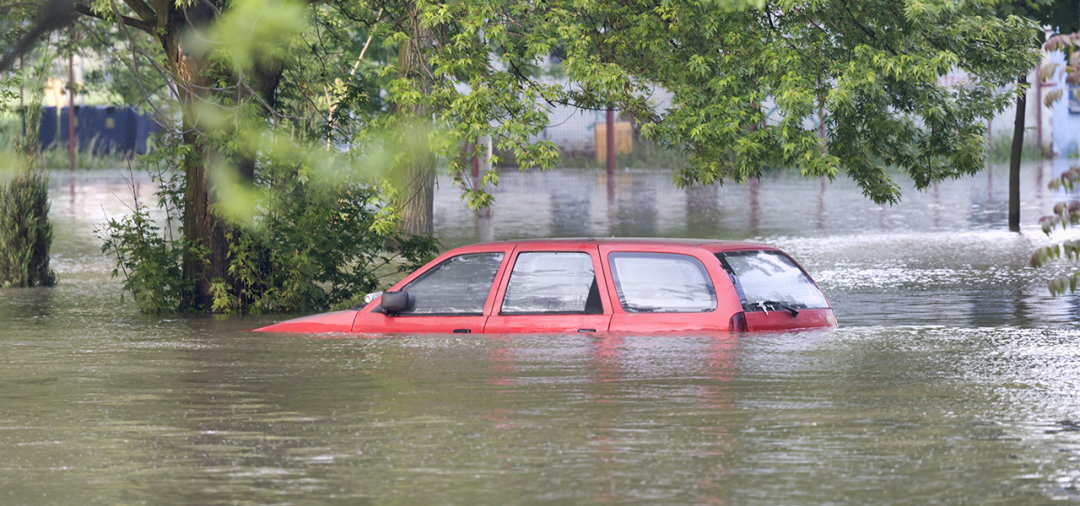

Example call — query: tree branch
[0,0,73,73]
[73,2,154,35]
[119,0,156,26]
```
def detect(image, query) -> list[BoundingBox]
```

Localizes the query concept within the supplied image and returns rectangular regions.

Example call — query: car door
[483,245,613,334]
[354,248,512,334]
[599,245,740,332]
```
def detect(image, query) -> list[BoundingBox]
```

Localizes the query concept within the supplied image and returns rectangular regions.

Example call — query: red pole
[606,107,614,178]
[68,37,75,170]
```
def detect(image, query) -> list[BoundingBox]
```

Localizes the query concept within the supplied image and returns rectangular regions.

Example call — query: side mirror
[380,291,409,315]
[352,291,383,310]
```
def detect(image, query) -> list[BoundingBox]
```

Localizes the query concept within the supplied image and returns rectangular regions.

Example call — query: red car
[253,238,837,334]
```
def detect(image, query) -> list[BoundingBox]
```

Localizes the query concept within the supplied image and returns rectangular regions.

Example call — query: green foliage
[302,0,1041,206]
[205,162,439,314]
[99,133,438,314]
[99,187,187,313]
[998,0,1078,37]
[1031,166,1080,295]
[0,70,56,288]
[0,171,57,288]
[546,0,1039,204]
[57,0,1043,311]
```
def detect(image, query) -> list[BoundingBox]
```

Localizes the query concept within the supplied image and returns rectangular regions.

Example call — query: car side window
[501,252,603,314]
[608,252,717,313]
[398,253,505,315]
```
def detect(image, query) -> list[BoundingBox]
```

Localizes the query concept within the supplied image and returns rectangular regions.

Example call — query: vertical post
[485,135,492,173]
[606,107,614,178]
[749,178,759,234]
[471,144,479,189]
[819,106,825,153]
[1009,75,1026,233]
[19,54,24,117]
[1036,77,1044,157]
[68,33,76,170]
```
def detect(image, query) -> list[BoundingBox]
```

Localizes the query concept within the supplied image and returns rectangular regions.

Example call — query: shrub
[0,171,57,287]
[100,134,438,314]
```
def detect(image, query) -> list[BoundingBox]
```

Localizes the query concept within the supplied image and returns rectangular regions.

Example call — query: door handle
[452,329,472,334]
[577,328,596,333]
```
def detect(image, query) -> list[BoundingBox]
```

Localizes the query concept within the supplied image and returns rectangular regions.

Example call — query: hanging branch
[0,0,74,73]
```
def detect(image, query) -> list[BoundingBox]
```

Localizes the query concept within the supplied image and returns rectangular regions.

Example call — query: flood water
[3,163,1080,504]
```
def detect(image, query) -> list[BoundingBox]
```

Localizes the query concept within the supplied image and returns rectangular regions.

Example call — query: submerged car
[253,238,837,334]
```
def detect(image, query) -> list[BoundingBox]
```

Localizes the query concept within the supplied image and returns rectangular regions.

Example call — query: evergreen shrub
[0,172,57,287]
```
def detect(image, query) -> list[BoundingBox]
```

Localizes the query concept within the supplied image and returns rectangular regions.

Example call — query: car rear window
[608,252,716,313]
[717,251,828,311]
[501,252,600,314]
[399,252,504,315]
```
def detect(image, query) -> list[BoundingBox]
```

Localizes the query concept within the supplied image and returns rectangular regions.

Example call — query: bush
[0,94,57,288]
[0,171,57,287]
[100,134,438,314]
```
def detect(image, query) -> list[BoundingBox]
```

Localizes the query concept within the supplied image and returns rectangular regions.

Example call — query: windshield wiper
[756,300,799,317]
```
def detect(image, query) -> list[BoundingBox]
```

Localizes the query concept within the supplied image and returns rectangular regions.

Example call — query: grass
[34,146,131,171]
[987,131,1045,164]
[556,137,688,170]
[0,116,131,171]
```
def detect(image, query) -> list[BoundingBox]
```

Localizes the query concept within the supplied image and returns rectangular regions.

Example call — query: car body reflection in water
[475,331,744,503]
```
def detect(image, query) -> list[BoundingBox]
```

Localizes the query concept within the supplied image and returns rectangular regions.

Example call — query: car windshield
[717,251,828,311]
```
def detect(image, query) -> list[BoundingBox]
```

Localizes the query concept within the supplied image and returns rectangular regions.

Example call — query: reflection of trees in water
[610,173,657,237]
[966,166,1009,228]
[686,184,720,238]
[0,287,55,325]
[550,172,594,237]
[965,289,1023,327]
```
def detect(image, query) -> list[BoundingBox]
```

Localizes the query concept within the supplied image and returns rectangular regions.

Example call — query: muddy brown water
[2,163,1080,505]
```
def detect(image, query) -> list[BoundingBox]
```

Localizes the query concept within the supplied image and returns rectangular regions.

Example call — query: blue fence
[48,106,161,155]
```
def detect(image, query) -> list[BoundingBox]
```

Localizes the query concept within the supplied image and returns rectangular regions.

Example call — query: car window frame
[498,251,604,316]
[491,246,612,317]
[605,251,718,314]
[372,249,512,317]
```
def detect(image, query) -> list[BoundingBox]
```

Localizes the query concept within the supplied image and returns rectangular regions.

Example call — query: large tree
[318,0,1039,226]
[3,0,1042,311]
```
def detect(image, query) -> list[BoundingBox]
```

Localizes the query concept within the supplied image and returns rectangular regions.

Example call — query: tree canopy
[2,0,1045,312]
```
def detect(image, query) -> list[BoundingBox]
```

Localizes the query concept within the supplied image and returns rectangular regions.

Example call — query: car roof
[448,238,779,254]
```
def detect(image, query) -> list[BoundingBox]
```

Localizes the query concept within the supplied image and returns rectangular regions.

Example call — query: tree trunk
[1009,75,1026,233]
[152,1,285,311]
[178,127,231,311]
[159,8,235,311]
[396,147,436,235]
[392,5,436,237]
